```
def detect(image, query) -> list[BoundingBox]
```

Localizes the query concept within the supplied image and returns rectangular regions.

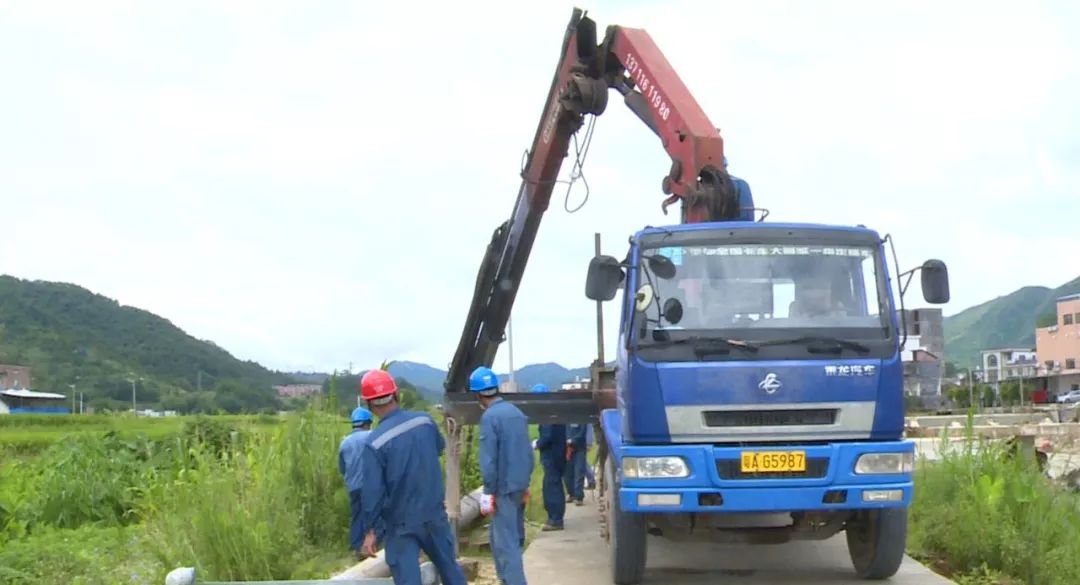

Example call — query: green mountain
[944,275,1080,368]
[0,275,294,413]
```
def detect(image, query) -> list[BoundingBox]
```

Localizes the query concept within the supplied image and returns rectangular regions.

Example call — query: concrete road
[523,494,953,585]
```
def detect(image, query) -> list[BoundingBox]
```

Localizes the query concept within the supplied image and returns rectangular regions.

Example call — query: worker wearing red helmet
[357,368,467,585]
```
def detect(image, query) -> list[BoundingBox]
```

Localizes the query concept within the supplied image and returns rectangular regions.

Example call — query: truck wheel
[604,456,647,585]
[845,508,907,580]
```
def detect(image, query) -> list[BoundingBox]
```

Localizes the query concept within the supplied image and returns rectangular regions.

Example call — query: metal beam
[442,390,600,425]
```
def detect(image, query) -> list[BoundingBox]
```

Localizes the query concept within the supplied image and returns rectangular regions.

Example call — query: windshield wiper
[644,335,760,356]
[757,336,870,354]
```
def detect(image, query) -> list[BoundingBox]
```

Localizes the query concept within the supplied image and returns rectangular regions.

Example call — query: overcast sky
[2,0,1078,375]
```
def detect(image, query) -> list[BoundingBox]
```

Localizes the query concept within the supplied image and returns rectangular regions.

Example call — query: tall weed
[142,407,350,580]
[910,425,1080,585]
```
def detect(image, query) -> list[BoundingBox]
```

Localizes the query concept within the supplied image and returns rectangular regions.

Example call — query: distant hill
[385,361,451,400]
[944,275,1080,368]
[0,275,294,413]
[501,362,593,391]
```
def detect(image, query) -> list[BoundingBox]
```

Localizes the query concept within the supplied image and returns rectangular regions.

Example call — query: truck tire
[604,456,647,585]
[845,508,907,580]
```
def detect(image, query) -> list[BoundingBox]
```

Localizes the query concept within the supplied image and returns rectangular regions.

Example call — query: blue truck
[441,8,950,584]
[584,220,948,583]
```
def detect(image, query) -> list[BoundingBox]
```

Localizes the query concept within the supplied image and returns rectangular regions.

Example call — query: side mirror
[644,254,676,280]
[920,259,950,304]
[662,298,683,325]
[586,255,624,301]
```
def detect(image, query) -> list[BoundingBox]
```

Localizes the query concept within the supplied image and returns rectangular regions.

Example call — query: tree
[1036,312,1058,328]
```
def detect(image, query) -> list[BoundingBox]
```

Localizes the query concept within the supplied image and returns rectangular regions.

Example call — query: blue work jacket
[566,423,587,450]
[535,423,567,467]
[479,397,534,496]
[338,428,372,492]
[360,408,449,534]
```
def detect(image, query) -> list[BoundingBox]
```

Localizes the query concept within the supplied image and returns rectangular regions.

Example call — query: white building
[980,347,1038,383]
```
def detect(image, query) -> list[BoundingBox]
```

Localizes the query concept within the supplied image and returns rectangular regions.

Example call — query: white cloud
[1,0,1078,376]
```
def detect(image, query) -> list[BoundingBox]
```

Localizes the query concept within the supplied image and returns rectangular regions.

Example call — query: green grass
[0,413,281,457]
[0,406,594,583]
[908,421,1080,585]
[0,409,353,584]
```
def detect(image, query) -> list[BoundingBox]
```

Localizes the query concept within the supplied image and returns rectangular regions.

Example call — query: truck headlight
[622,456,689,479]
[854,452,913,475]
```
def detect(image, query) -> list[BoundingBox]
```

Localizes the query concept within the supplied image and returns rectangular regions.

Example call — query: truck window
[643,243,888,337]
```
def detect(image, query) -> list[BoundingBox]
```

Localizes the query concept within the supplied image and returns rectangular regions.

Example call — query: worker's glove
[531,439,538,450]
[523,489,531,506]
[479,493,495,516]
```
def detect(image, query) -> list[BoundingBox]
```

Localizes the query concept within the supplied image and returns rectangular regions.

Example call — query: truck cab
[585,220,950,584]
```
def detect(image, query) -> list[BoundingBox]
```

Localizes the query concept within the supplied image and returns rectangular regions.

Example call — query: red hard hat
[361,369,397,401]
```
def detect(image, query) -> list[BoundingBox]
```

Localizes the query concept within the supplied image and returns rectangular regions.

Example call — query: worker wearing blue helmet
[339,406,375,558]
[723,154,756,222]
[470,366,533,585]
[530,383,567,531]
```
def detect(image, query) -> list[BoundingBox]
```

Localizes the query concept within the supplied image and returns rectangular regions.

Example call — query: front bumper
[618,440,913,513]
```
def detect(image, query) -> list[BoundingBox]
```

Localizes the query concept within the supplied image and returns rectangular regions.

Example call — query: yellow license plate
[740,451,807,473]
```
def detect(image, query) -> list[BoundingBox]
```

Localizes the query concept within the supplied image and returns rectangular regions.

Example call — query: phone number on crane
[624,52,672,122]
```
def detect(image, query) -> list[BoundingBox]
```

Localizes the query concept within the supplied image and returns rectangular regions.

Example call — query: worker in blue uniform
[531,383,567,531]
[724,154,756,221]
[470,366,533,585]
[563,423,587,505]
[357,369,467,585]
[338,406,375,558]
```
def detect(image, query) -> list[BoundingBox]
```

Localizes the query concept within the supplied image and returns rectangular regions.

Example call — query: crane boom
[443,8,743,411]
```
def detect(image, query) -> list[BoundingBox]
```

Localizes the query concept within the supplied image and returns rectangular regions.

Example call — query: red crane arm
[444,8,738,407]
[598,24,738,222]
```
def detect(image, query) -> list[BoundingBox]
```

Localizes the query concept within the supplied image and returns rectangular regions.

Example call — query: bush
[142,407,350,580]
[17,432,166,531]
[909,426,1080,585]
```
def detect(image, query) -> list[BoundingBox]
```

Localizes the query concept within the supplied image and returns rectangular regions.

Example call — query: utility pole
[594,232,605,366]
[197,370,202,392]
[967,367,975,410]
[1019,373,1025,408]
[128,376,143,413]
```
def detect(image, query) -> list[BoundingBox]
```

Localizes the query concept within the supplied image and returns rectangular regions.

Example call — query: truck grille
[715,458,830,480]
[702,408,837,427]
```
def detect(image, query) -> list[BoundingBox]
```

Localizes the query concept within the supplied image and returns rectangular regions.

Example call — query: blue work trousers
[384,514,467,585]
[578,450,595,488]
[563,449,586,501]
[348,489,366,552]
[540,457,566,525]
[491,491,527,585]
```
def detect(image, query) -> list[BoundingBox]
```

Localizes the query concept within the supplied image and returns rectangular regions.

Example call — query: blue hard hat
[531,383,549,393]
[351,406,373,425]
[468,366,500,393]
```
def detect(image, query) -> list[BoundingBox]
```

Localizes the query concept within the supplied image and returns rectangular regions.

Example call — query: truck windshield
[635,242,890,343]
